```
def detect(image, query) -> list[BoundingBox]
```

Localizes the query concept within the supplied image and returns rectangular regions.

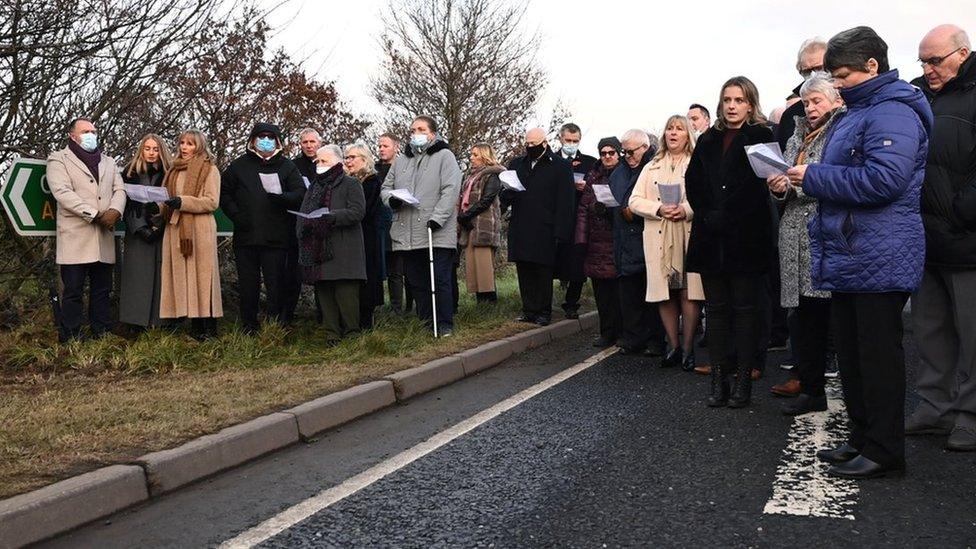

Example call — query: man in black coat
[907,24,976,451]
[609,129,664,355]
[376,133,411,313]
[776,38,827,150]
[282,127,322,323]
[501,127,575,326]
[553,123,597,319]
[220,122,306,333]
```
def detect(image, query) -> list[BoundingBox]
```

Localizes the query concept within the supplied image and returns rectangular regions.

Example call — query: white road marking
[219,347,619,548]
[763,383,859,520]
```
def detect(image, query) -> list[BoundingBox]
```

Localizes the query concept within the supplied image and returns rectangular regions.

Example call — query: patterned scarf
[297,163,343,283]
[460,165,489,212]
[161,155,210,257]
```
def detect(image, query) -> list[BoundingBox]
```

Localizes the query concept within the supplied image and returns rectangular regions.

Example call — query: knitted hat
[597,137,622,153]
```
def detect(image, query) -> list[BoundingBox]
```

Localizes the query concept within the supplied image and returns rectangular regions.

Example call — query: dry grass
[0,271,589,499]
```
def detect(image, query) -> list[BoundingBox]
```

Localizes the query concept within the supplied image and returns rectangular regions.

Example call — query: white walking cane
[428,226,438,338]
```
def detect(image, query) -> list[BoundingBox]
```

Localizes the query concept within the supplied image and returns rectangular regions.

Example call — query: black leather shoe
[535,316,551,327]
[563,308,579,319]
[816,442,859,464]
[827,455,904,479]
[681,350,696,372]
[516,314,537,323]
[661,347,683,368]
[782,394,828,416]
[592,335,617,348]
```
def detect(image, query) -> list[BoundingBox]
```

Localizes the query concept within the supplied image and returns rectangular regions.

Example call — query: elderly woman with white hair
[766,71,845,416]
[298,144,366,344]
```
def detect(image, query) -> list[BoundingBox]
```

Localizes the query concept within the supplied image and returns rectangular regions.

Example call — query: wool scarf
[657,153,690,281]
[162,155,211,257]
[297,163,343,283]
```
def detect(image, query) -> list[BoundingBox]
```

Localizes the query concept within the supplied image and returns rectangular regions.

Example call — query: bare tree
[371,0,547,159]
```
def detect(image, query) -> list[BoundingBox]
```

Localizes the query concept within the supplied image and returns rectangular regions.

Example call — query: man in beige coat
[47,117,126,342]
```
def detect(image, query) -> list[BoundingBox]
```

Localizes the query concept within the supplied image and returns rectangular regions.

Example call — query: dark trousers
[280,243,301,324]
[359,282,375,330]
[315,280,360,341]
[516,261,554,319]
[59,262,113,341]
[617,271,663,351]
[403,248,455,332]
[234,246,286,331]
[794,296,832,397]
[701,273,763,372]
[562,280,584,314]
[832,291,909,468]
[387,250,412,311]
[591,277,621,341]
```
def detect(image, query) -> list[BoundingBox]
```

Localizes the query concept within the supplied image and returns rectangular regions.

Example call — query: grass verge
[0,269,590,499]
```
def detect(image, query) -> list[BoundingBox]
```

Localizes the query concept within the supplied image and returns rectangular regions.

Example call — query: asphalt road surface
[43,321,976,548]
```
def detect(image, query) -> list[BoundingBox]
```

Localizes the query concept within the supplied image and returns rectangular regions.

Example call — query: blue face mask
[410,133,429,148]
[255,136,276,153]
[79,133,98,152]
[562,144,578,157]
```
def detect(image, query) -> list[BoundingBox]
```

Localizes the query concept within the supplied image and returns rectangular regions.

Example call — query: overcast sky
[261,0,976,153]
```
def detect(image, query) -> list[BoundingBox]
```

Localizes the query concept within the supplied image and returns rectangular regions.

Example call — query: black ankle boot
[681,349,696,372]
[707,364,730,407]
[728,365,752,408]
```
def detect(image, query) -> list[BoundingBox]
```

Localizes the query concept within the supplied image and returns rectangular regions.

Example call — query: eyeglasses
[919,47,963,67]
[622,145,646,157]
[599,150,618,157]
[799,64,824,78]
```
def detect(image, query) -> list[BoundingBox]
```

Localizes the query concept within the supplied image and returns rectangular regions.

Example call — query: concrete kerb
[0,465,148,549]
[286,380,397,440]
[136,412,300,497]
[0,312,600,547]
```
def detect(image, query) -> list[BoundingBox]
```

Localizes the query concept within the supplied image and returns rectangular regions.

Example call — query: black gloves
[135,226,155,243]
[164,197,182,210]
[388,196,404,210]
[458,215,474,231]
[427,220,442,231]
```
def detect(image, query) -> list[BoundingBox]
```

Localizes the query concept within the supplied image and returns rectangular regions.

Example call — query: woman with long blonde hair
[119,134,173,328]
[458,143,504,303]
[158,129,223,339]
[629,115,704,371]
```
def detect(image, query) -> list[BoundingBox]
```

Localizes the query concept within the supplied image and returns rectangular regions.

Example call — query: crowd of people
[46,23,975,479]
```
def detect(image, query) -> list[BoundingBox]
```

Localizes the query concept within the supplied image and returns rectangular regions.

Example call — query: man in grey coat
[381,115,462,335]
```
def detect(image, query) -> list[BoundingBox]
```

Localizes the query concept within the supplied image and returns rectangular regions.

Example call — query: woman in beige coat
[159,130,223,339]
[629,115,704,370]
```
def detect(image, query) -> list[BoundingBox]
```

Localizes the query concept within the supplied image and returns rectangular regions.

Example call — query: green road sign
[1,158,235,236]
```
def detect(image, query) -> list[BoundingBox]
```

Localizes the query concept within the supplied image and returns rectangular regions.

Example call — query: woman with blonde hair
[159,129,223,339]
[119,134,173,328]
[344,143,385,329]
[457,143,504,303]
[629,115,704,371]
[686,76,775,408]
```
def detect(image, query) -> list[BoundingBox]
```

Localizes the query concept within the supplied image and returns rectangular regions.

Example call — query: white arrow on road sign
[10,168,35,227]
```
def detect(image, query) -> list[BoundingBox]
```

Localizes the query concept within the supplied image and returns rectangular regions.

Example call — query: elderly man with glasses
[907,24,976,452]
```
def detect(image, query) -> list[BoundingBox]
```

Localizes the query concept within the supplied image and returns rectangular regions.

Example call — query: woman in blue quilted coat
[786,26,933,480]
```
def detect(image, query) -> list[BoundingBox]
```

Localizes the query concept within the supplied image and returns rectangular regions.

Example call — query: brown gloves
[95,208,122,229]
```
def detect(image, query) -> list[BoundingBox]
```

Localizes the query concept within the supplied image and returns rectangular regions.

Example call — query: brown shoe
[694,364,712,375]
[771,378,801,397]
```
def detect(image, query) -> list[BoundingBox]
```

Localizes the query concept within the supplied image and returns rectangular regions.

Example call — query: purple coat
[576,163,617,279]
[803,70,933,293]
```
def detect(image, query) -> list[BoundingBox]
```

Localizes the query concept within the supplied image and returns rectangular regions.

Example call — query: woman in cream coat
[159,129,223,339]
[629,115,704,370]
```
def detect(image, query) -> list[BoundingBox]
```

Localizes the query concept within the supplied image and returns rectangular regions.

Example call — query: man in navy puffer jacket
[787,26,933,480]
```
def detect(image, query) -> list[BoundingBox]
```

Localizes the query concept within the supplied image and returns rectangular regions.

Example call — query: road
[43,324,976,548]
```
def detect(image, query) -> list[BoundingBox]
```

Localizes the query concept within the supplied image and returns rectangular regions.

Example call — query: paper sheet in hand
[389,188,421,205]
[745,143,791,178]
[259,173,283,194]
[591,184,620,207]
[573,173,585,183]
[499,170,525,192]
[301,176,310,189]
[659,184,682,206]
[287,207,330,219]
[124,183,170,203]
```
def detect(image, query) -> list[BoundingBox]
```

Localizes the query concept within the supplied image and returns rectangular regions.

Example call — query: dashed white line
[219,346,619,548]
[763,383,858,520]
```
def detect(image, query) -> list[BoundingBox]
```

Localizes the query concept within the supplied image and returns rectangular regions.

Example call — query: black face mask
[526,143,546,159]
